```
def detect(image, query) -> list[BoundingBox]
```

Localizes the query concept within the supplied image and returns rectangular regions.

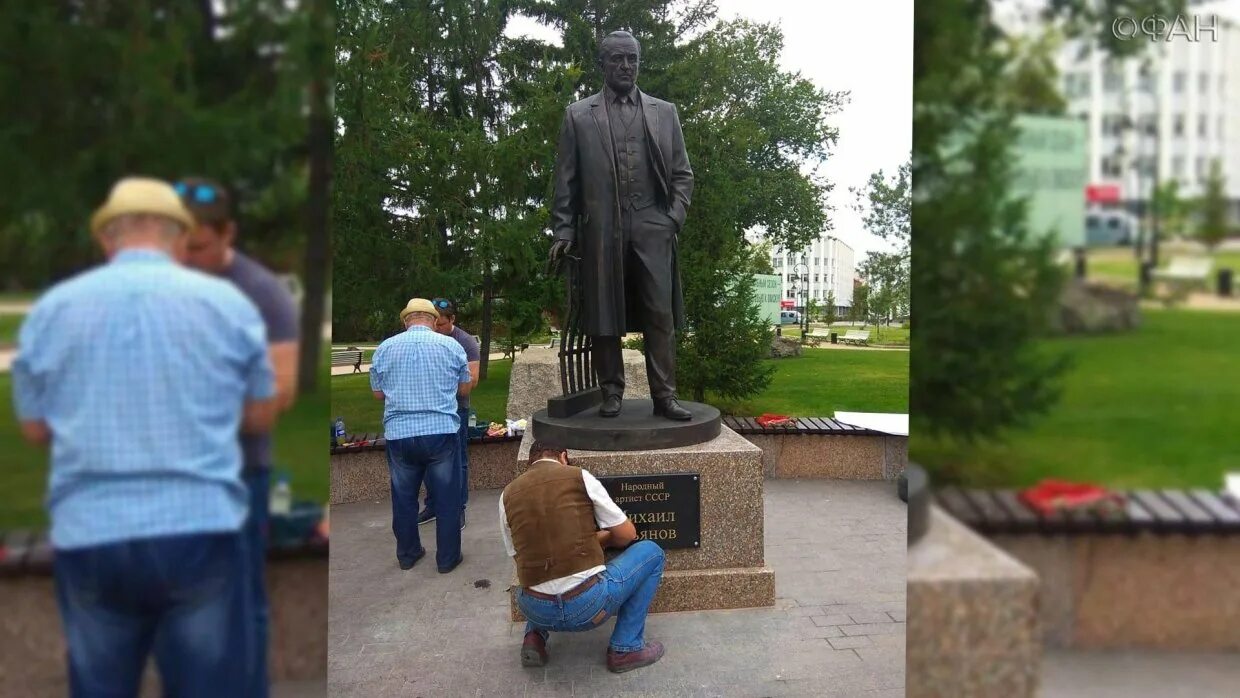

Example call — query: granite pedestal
[907,505,1041,698]
[508,427,775,621]
[506,346,648,421]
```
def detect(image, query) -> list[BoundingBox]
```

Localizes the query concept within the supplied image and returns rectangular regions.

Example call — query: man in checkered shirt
[370,298,474,573]
[10,178,277,695]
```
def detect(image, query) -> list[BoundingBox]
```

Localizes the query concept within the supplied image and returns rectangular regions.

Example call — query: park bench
[933,485,1240,536]
[721,414,883,436]
[839,329,871,346]
[330,429,522,455]
[1151,256,1212,300]
[331,349,364,373]
[495,337,530,360]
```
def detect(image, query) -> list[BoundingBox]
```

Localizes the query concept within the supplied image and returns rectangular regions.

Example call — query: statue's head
[597,30,640,94]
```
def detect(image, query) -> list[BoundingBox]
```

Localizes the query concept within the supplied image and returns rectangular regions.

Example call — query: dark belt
[519,572,602,601]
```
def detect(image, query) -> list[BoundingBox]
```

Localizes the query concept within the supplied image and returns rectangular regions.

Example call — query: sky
[506,1,913,261]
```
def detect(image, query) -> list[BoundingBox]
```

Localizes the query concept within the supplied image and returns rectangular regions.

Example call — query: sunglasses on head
[434,299,452,309]
[173,182,219,204]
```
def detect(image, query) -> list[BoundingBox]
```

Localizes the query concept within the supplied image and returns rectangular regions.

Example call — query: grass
[0,364,331,530]
[912,308,1240,489]
[333,349,910,435]
[0,314,21,347]
[332,358,514,435]
[708,349,909,416]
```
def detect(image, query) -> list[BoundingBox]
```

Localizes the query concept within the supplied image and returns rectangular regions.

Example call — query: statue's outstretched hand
[547,239,573,274]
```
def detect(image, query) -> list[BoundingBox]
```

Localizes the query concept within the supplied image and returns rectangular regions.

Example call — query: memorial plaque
[597,473,701,549]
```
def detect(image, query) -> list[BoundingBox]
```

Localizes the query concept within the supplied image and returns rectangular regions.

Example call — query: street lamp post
[792,255,809,344]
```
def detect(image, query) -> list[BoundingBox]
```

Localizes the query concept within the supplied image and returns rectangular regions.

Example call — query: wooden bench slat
[936,487,982,528]
[1131,490,1183,531]
[1158,490,1217,530]
[991,490,1040,533]
[721,415,742,431]
[961,489,1014,533]
[808,417,834,433]
[1188,490,1240,529]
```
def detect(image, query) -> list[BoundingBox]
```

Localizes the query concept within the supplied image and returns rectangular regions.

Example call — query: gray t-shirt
[221,250,299,469]
[450,325,480,410]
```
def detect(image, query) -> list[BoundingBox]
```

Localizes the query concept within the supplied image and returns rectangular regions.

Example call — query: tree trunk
[297,0,332,393]
[479,268,494,380]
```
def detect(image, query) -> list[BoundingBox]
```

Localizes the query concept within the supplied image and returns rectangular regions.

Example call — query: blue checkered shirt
[370,325,471,440]
[10,249,274,550]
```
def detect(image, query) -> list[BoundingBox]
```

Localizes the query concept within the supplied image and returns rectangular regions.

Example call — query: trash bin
[1219,268,1233,297]
[830,332,838,344]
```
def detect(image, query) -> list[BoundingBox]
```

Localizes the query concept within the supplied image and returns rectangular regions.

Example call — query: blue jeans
[387,432,461,569]
[242,468,270,698]
[517,540,665,653]
[422,407,470,514]
[53,531,253,698]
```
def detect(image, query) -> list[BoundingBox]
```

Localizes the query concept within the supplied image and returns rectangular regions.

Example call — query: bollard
[1139,261,1153,295]
[1219,268,1234,297]
[1073,247,1087,279]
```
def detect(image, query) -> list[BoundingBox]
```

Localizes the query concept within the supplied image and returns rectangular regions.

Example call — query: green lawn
[334,348,910,435]
[0,366,331,530]
[0,314,21,347]
[912,309,1240,489]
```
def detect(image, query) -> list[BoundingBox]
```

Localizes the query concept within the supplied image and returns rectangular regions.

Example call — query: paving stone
[841,623,907,637]
[848,612,897,625]
[811,614,856,627]
[828,635,873,650]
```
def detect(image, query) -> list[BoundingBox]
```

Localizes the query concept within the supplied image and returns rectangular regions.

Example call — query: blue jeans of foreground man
[53,531,253,698]
[242,468,271,698]
[387,432,461,569]
[517,540,665,653]
[421,407,470,516]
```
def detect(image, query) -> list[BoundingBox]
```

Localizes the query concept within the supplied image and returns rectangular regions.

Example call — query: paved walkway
[1042,650,1240,697]
[328,480,906,696]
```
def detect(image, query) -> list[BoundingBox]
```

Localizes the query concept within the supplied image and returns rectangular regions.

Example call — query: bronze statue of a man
[547,30,694,421]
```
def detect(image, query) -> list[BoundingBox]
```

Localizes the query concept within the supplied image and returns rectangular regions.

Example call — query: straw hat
[90,177,196,234]
[400,298,440,322]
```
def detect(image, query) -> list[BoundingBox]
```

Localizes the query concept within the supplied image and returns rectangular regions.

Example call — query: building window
[1104,64,1123,93]
[1218,116,1224,141]
[1172,156,1185,177]
[1173,114,1184,137]
[1173,71,1186,94]
[1138,71,1154,93]
[1139,114,1157,136]
[1197,157,1206,179]
[1199,114,1208,137]
[1199,72,1209,94]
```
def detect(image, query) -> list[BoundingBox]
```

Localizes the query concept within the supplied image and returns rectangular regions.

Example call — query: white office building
[1001,0,1240,222]
[746,230,855,313]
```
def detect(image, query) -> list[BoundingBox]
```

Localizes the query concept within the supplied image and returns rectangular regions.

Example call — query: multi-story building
[1001,0,1240,224]
[746,230,855,314]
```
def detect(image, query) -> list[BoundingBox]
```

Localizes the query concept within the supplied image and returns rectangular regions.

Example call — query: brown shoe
[521,631,548,667]
[606,640,665,673]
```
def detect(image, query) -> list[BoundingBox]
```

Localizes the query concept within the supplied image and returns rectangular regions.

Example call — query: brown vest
[503,460,605,588]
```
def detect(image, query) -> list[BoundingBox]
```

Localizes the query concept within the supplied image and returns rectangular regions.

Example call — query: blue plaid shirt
[370,325,471,440]
[10,249,274,550]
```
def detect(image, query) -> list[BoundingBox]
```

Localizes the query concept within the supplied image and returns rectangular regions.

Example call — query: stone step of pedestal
[508,566,776,622]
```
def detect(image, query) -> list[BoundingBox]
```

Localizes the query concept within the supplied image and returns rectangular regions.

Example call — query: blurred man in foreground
[370,298,472,572]
[11,177,277,696]
[178,176,299,697]
[502,442,666,673]
[417,298,479,530]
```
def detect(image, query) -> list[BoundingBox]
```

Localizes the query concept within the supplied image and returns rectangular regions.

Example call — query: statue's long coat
[550,88,694,337]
